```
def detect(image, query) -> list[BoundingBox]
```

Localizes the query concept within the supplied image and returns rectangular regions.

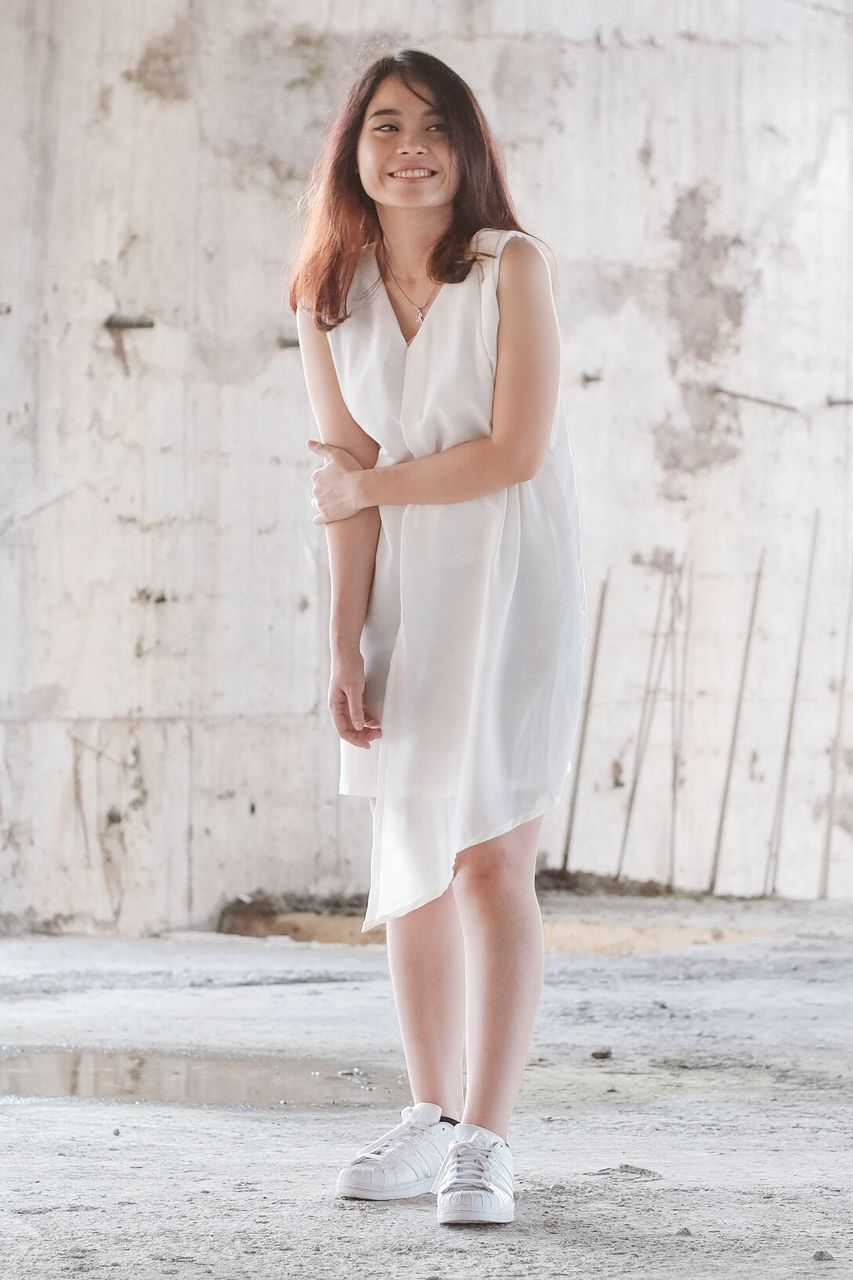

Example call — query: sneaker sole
[336,1174,437,1200]
[437,1203,515,1224]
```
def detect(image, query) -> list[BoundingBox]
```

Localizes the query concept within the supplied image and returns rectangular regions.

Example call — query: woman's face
[356,75,459,211]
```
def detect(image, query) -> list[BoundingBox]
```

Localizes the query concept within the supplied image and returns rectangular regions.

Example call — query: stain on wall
[124,13,197,102]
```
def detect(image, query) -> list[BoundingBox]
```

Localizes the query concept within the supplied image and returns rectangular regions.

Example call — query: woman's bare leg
[369,796,466,1120]
[450,815,546,1143]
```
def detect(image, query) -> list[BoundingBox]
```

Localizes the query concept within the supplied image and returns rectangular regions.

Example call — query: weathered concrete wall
[1,1,851,934]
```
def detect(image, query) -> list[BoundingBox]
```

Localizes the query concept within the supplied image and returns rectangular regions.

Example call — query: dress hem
[360,783,568,933]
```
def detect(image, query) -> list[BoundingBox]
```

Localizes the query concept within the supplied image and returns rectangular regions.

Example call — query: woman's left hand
[307,439,365,523]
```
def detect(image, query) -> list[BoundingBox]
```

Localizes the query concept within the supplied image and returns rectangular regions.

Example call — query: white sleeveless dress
[325,227,587,933]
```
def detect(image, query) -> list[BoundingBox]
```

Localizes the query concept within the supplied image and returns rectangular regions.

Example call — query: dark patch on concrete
[117,233,140,263]
[655,185,760,491]
[588,1163,662,1178]
[18,684,66,718]
[667,184,751,365]
[98,805,125,918]
[832,792,853,836]
[638,132,653,175]
[219,889,369,927]
[653,383,742,478]
[278,25,331,91]
[124,14,196,102]
[0,908,76,937]
[217,874,708,936]
[631,546,678,573]
[127,740,148,812]
[194,23,341,197]
[94,84,113,122]
[748,750,766,783]
[535,869,725,897]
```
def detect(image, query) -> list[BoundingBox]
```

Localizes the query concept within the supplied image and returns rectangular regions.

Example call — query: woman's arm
[357,436,519,507]
[356,236,560,509]
[296,306,380,656]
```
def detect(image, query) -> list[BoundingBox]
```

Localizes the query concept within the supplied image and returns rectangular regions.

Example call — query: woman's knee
[453,826,542,896]
[454,848,527,889]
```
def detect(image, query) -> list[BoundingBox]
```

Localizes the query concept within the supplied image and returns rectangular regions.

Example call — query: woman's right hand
[329,651,382,750]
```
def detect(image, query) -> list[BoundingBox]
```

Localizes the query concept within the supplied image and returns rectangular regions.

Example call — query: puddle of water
[0,1049,411,1110]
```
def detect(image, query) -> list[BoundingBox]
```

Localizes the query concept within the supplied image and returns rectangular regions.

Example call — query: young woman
[290,49,586,1226]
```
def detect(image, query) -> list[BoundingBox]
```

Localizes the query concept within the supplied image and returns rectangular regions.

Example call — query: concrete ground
[1,892,852,1279]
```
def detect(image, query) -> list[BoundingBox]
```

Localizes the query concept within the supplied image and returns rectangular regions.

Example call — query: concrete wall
[1,1,851,934]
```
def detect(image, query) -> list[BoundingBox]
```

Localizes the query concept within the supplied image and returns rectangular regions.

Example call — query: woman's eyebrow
[366,106,441,121]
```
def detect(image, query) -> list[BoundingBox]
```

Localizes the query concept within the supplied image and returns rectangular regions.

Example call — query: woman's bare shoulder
[497,234,556,298]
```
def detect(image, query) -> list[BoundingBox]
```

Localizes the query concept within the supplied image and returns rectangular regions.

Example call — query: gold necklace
[383,258,440,325]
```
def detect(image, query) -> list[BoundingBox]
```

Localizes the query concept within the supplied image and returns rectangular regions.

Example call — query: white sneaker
[336,1101,458,1200]
[432,1121,515,1224]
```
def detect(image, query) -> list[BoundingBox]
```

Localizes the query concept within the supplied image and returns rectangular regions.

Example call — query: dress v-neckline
[371,244,448,351]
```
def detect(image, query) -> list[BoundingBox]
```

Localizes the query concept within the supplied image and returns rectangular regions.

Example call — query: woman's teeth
[390,169,436,178]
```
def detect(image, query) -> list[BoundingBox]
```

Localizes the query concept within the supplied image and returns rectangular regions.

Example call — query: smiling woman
[287,48,587,1226]
[365,100,446,185]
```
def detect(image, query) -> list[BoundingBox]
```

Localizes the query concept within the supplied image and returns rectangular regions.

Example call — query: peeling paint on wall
[666,183,754,365]
[650,184,763,495]
[653,382,742,479]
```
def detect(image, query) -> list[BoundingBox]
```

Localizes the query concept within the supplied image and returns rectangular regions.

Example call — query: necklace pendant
[416,308,425,325]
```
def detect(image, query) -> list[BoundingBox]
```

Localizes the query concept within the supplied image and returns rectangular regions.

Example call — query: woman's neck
[375,213,452,285]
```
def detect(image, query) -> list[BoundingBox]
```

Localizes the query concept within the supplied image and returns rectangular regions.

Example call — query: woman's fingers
[330,689,382,749]
[346,692,364,732]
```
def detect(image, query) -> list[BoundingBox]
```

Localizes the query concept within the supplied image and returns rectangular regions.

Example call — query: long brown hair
[287,49,536,331]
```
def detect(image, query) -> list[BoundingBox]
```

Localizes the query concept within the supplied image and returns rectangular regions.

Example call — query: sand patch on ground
[231,910,774,953]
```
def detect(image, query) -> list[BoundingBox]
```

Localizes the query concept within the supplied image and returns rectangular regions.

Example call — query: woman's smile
[387,168,439,182]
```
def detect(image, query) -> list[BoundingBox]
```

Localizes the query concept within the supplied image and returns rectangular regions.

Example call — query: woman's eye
[375,123,446,131]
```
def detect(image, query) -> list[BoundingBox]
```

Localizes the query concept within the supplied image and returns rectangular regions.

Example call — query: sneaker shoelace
[435,1139,499,1192]
[353,1116,434,1164]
